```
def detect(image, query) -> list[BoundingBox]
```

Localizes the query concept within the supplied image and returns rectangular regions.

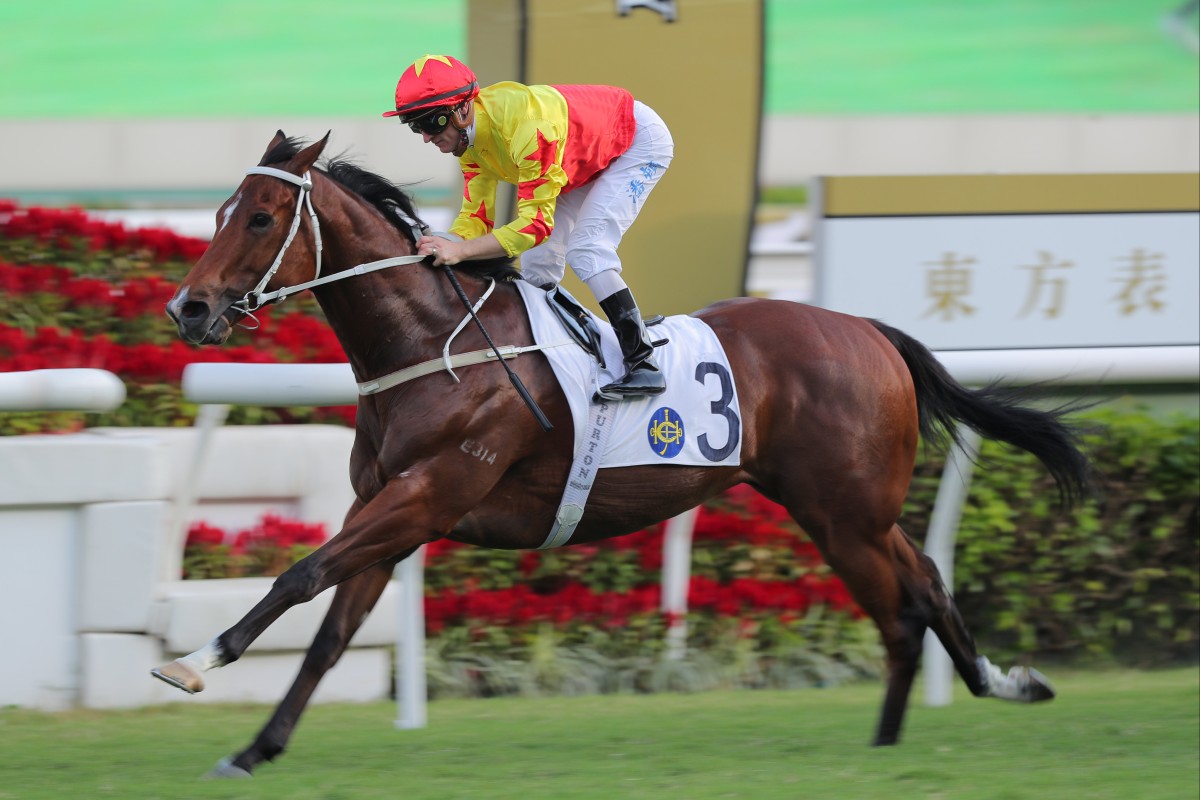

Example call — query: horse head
[167,130,329,344]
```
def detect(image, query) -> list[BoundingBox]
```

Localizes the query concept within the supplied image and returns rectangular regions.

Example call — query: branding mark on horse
[460,438,498,465]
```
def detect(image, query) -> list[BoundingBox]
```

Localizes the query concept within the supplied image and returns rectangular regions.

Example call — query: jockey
[383,54,672,401]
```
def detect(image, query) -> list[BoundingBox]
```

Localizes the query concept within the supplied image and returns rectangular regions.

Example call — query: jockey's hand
[418,233,507,266]
[417,235,463,266]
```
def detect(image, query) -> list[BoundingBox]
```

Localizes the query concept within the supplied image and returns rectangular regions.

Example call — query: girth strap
[357,342,572,395]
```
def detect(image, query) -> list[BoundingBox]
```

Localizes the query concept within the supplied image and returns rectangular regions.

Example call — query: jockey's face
[409,104,469,157]
[424,123,466,157]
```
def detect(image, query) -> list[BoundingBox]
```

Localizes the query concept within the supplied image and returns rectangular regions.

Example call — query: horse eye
[249,212,273,229]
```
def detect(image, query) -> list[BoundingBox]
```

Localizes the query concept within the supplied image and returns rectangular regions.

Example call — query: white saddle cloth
[514,280,743,469]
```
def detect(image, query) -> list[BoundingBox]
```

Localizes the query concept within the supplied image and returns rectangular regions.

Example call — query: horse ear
[261,130,288,162]
[289,132,330,175]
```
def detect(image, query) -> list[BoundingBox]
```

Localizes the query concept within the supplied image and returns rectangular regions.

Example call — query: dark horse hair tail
[869,319,1093,507]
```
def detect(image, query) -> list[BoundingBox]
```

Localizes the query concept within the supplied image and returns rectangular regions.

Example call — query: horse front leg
[152,472,441,694]
[208,553,412,778]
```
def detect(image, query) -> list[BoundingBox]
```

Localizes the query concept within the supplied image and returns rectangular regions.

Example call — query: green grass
[1,1,1196,118]
[1,668,1196,799]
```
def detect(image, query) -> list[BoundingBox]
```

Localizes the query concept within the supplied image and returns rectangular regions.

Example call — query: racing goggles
[403,106,453,136]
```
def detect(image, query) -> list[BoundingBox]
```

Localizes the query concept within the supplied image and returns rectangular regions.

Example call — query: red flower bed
[186,492,864,647]
[183,513,328,579]
[0,201,207,263]
[0,200,355,431]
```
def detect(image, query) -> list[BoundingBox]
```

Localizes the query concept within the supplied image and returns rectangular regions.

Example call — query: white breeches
[519,100,674,294]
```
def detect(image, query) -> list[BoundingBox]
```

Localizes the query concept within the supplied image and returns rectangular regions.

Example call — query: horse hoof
[204,757,252,779]
[150,660,204,694]
[978,657,1056,703]
[1011,666,1056,702]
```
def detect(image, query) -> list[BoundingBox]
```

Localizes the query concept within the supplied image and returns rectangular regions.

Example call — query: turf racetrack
[1,668,1196,799]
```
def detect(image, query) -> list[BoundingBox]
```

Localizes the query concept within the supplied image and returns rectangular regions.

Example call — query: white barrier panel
[0,369,126,411]
[183,363,357,406]
[0,425,366,710]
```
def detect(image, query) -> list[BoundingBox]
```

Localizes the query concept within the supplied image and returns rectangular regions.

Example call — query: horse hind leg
[900,529,1057,704]
[929,584,1057,704]
[807,519,1053,747]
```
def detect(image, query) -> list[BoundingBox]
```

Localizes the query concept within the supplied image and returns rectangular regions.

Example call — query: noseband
[236,167,324,313]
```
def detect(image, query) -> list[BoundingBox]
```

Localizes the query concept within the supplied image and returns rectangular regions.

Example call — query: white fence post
[921,427,983,707]
[661,507,699,661]
[172,403,230,550]
[394,545,428,730]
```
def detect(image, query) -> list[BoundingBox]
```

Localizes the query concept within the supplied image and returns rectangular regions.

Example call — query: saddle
[542,284,667,369]
[515,279,743,548]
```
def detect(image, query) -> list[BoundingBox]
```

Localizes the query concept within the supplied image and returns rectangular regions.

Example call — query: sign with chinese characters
[813,174,1200,351]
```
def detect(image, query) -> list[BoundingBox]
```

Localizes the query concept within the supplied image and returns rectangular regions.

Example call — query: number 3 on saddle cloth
[515,280,743,548]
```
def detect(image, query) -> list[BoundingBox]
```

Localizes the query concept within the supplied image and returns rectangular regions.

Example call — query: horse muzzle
[166,288,235,345]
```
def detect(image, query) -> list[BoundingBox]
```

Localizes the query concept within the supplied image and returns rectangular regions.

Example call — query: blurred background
[2,1,1197,299]
[0,3,1196,795]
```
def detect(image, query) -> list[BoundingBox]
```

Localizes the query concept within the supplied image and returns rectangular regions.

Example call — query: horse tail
[869,319,1093,507]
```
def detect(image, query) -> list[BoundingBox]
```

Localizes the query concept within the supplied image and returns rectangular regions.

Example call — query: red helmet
[382,55,479,119]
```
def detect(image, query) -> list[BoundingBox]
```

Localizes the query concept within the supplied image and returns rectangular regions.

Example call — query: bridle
[230,166,426,318]
[223,164,554,430]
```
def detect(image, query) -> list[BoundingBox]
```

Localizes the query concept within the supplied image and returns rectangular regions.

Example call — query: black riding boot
[595,289,666,401]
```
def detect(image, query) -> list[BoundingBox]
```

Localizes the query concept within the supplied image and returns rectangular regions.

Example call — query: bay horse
[158,131,1091,777]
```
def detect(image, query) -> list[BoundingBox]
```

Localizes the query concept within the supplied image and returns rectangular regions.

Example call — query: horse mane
[261,137,521,283]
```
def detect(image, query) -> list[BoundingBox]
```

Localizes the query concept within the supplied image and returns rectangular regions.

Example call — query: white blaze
[219,193,242,232]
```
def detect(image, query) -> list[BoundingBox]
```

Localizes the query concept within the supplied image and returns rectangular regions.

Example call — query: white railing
[0,368,125,412]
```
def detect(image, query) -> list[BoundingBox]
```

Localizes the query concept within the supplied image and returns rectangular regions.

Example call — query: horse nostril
[180,300,211,321]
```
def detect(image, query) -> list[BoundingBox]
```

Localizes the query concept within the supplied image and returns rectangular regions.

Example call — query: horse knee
[273,559,322,604]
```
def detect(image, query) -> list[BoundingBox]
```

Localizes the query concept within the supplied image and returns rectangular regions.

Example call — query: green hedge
[904,407,1199,667]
